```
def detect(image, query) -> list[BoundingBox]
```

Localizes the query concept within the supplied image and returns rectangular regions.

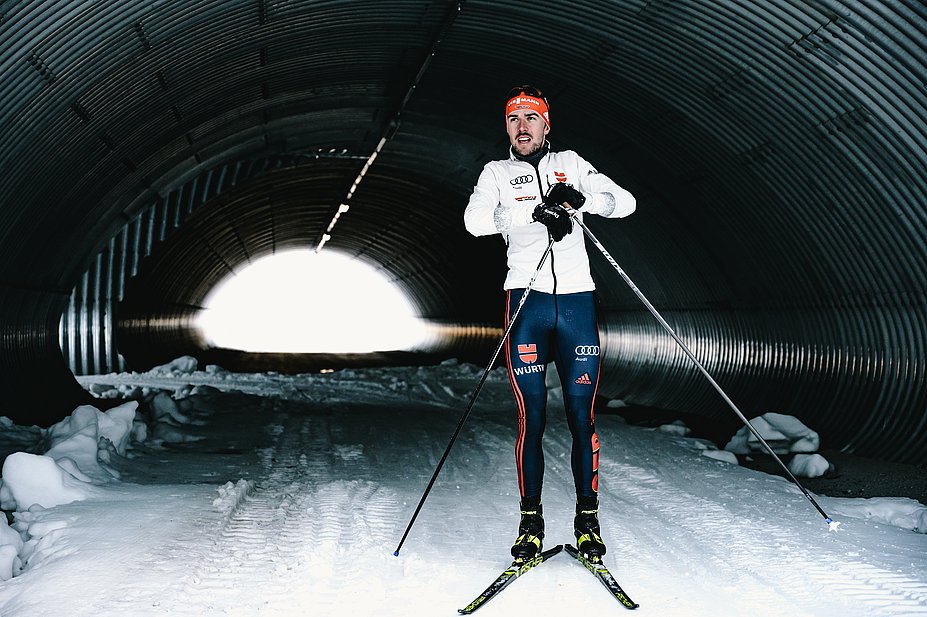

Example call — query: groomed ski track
[29,366,927,616]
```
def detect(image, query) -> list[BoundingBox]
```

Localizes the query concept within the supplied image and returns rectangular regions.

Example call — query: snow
[1,452,101,510]
[724,412,821,455]
[0,358,923,616]
[789,453,834,479]
[702,449,740,465]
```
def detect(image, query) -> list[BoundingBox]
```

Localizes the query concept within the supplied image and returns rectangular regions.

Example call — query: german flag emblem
[517,343,538,364]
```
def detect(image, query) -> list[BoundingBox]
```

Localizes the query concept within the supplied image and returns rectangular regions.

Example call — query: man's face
[506,109,549,157]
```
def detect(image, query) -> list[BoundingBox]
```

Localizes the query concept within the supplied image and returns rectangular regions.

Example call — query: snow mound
[147,392,206,446]
[149,355,198,376]
[828,496,927,533]
[37,401,141,483]
[0,516,23,580]
[1,453,99,510]
[13,512,75,574]
[658,420,691,436]
[45,401,138,457]
[150,392,193,425]
[0,378,223,585]
[788,453,833,478]
[725,412,820,454]
[213,479,255,515]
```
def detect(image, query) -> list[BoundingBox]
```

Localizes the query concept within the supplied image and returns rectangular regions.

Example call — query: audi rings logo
[510,174,534,186]
[575,345,600,356]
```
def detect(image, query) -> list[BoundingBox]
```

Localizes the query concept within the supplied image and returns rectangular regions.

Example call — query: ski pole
[569,212,839,531]
[393,238,556,556]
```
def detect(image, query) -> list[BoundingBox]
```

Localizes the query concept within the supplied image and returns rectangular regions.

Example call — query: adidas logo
[575,373,592,385]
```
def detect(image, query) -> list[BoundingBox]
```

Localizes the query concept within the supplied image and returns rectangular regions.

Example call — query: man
[464,85,636,563]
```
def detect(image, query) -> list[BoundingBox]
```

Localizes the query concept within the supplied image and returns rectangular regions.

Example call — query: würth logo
[517,343,538,364]
[575,373,592,385]
[554,171,568,183]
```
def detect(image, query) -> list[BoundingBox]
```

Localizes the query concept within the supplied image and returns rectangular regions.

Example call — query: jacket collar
[509,140,551,166]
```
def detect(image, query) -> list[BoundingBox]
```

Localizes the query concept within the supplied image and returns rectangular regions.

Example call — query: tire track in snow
[522,414,927,615]
[172,400,402,616]
[600,457,927,616]
[174,403,319,615]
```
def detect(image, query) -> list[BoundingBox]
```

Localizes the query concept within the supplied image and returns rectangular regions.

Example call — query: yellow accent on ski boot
[511,497,544,561]
[574,496,606,561]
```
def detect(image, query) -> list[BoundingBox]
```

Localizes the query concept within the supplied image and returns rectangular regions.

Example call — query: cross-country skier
[463,84,636,562]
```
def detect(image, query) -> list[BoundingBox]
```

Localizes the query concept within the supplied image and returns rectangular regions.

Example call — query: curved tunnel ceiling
[1,1,926,464]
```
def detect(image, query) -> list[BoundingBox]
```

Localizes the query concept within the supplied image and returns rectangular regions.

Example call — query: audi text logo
[510,174,534,186]
[575,345,600,356]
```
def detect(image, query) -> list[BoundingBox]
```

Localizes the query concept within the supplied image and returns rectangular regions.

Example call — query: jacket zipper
[530,159,557,294]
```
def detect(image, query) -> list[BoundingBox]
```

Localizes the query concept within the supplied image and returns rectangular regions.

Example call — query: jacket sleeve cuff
[512,204,536,228]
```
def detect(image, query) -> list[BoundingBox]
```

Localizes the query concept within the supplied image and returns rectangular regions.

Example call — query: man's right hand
[532,203,573,241]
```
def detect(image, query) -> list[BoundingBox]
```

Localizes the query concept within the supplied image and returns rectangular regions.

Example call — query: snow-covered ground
[0,357,925,616]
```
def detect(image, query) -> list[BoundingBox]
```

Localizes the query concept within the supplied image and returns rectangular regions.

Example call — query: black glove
[544,182,586,210]
[532,202,573,241]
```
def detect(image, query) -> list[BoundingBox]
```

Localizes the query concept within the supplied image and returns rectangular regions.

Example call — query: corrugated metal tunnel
[2,0,926,464]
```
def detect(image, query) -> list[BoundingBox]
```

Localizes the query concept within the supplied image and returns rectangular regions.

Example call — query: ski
[564,544,639,609]
[458,544,564,614]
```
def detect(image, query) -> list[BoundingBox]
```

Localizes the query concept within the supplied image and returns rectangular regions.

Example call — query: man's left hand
[545,183,586,210]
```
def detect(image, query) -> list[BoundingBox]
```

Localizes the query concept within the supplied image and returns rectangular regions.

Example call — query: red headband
[505,95,550,127]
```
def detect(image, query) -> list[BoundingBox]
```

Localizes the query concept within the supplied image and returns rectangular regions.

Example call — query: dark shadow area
[610,404,927,503]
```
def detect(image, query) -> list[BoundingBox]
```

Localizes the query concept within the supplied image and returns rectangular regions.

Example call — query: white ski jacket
[464,147,635,293]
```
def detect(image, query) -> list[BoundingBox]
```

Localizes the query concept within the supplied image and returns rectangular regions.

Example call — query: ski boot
[511,496,544,562]
[574,495,606,562]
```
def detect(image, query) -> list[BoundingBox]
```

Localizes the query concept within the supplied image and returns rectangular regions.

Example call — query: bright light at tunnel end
[195,250,429,354]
